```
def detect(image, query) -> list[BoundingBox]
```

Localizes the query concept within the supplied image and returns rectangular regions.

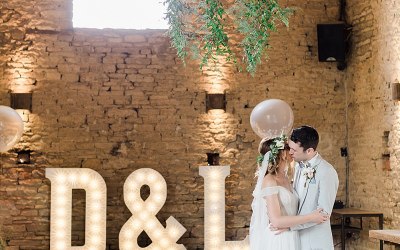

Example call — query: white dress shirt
[296,152,319,196]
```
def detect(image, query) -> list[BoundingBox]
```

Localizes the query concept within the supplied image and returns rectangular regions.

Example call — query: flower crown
[256,134,288,165]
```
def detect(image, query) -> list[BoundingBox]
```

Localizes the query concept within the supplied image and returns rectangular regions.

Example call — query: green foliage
[165,0,235,69]
[233,0,292,75]
[164,0,292,75]
[164,0,191,64]
[256,154,264,165]
[197,0,234,69]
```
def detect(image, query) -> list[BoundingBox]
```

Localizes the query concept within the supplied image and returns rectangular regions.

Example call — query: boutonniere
[303,166,316,187]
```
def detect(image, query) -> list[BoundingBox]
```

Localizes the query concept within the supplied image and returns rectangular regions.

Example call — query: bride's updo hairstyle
[257,136,289,175]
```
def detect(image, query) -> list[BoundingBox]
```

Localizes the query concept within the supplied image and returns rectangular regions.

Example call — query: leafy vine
[164,0,292,75]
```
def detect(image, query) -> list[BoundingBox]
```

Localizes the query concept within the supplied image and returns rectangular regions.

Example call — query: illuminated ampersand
[119,168,187,250]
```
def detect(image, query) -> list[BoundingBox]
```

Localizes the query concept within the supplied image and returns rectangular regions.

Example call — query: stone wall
[0,0,347,249]
[344,0,400,249]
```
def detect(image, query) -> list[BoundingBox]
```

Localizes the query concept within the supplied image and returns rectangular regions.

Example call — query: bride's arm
[263,176,327,228]
[265,195,327,228]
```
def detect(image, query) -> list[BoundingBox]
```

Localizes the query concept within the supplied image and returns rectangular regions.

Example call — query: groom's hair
[290,125,319,151]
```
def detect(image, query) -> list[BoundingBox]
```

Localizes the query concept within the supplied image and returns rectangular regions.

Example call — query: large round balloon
[0,106,24,152]
[250,99,294,139]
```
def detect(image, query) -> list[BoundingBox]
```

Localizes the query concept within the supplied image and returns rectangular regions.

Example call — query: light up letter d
[46,168,107,250]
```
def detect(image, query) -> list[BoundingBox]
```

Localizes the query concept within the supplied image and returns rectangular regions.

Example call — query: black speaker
[317,23,346,62]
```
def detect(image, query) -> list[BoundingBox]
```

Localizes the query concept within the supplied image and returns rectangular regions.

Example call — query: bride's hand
[269,223,289,235]
[310,208,330,223]
[273,228,289,235]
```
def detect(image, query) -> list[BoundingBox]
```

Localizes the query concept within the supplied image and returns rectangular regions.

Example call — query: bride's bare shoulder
[262,174,277,188]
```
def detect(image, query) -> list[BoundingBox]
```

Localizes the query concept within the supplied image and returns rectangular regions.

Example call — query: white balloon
[0,106,24,152]
[250,99,294,139]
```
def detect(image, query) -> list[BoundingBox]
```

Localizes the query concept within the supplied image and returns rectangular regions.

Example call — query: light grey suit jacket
[291,154,339,250]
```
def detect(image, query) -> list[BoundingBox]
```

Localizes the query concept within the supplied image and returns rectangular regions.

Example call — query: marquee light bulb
[168,227,180,238]
[90,235,101,244]
[125,193,135,203]
[139,211,149,221]
[56,185,67,194]
[154,229,162,238]
[90,226,101,234]
[210,193,220,202]
[210,225,219,234]
[160,238,170,247]
[56,173,66,183]
[91,191,102,199]
[147,219,156,230]
[128,182,138,190]
[124,242,133,249]
[133,202,143,211]
[56,198,67,206]
[55,241,65,249]
[154,194,164,203]
[135,172,145,182]
[210,170,220,178]
[147,203,158,213]
[90,202,102,211]
[154,182,163,191]
[90,213,101,222]
[131,219,141,230]
[55,219,66,228]
[68,173,77,183]
[79,173,89,184]
[90,180,99,189]
[55,231,66,238]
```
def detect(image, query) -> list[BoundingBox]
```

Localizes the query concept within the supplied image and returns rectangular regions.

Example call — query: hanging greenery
[164,0,293,75]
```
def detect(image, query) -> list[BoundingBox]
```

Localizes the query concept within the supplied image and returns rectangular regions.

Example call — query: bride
[249,135,328,250]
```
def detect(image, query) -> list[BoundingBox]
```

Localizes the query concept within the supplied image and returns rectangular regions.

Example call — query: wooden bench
[369,230,400,249]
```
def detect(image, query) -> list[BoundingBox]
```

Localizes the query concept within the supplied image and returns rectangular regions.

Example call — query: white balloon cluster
[0,105,24,152]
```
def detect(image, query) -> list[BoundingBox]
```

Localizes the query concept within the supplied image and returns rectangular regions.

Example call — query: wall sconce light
[392,83,400,101]
[17,150,31,164]
[206,93,226,112]
[10,92,32,111]
[207,153,220,166]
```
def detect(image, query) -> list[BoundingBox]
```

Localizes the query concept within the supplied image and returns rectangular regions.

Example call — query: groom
[289,125,339,250]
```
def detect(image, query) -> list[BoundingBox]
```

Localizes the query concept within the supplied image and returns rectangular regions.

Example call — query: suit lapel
[298,180,310,212]
[297,155,323,213]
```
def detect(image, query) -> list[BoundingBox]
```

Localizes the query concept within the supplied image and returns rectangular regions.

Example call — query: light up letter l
[199,165,249,250]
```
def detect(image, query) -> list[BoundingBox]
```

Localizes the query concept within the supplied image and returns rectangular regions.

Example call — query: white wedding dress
[249,152,300,250]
